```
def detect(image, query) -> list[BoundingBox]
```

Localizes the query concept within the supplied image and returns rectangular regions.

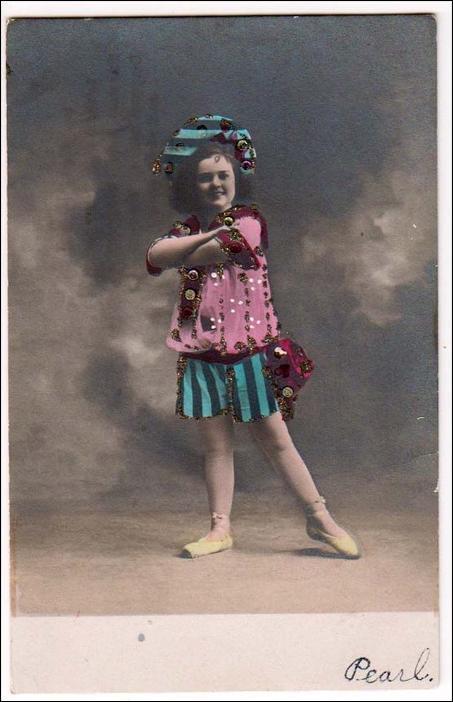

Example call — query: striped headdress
[152,114,256,177]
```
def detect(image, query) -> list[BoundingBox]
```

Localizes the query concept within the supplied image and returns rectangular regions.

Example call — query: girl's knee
[198,416,234,454]
[250,428,293,456]
[264,435,292,455]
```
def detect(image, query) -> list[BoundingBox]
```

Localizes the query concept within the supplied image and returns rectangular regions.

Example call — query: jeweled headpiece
[152,114,256,177]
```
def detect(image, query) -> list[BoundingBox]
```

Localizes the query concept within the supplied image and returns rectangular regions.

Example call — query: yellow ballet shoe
[306,522,360,559]
[181,511,233,559]
[181,534,233,559]
[304,496,361,559]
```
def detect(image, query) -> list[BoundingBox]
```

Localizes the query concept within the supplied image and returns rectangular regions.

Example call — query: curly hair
[168,142,254,215]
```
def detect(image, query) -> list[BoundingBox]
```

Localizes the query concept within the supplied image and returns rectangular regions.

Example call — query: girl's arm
[147,226,228,268]
[183,223,261,269]
[181,236,230,266]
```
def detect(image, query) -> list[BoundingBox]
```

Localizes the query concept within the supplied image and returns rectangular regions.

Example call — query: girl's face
[196,154,236,214]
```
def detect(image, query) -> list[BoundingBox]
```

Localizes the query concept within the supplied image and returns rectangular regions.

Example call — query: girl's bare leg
[248,413,348,537]
[197,414,235,540]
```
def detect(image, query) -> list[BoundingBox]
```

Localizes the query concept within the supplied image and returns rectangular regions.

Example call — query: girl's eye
[198,171,231,183]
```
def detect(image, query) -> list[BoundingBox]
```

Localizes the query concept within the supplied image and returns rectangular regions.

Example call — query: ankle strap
[210,512,230,525]
[303,496,327,516]
[211,512,229,520]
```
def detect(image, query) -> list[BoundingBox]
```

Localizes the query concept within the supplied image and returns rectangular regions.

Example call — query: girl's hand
[200,225,227,240]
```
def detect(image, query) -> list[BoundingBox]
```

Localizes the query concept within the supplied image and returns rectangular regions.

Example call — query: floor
[11,468,438,615]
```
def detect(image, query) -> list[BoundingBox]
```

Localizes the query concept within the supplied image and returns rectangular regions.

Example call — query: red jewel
[229,242,243,254]
[181,307,193,319]
[275,363,291,378]
[210,132,228,145]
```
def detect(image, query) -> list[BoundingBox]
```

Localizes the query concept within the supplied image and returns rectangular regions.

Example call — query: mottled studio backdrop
[7,16,437,511]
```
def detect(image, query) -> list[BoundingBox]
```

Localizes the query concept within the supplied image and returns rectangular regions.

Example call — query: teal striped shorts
[176,350,279,422]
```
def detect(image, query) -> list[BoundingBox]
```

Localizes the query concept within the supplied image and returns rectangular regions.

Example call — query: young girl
[147,114,360,559]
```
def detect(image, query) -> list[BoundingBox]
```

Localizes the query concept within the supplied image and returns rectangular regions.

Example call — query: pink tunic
[146,204,281,362]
